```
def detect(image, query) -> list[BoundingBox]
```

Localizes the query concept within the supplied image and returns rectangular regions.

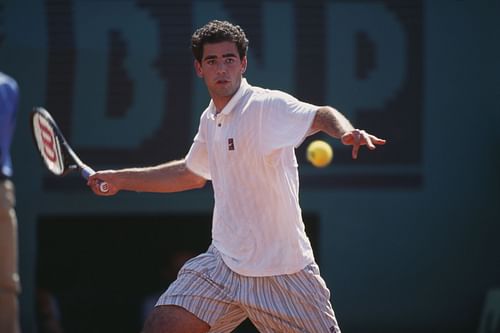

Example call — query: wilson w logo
[38,118,58,163]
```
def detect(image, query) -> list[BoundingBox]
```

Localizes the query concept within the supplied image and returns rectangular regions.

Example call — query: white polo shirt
[186,79,318,276]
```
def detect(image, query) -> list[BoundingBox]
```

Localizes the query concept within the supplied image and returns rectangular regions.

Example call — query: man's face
[194,41,247,104]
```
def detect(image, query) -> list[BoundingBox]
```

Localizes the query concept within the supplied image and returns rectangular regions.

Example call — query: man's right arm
[87,159,207,196]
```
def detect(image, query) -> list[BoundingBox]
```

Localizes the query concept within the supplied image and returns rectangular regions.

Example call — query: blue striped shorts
[156,245,341,333]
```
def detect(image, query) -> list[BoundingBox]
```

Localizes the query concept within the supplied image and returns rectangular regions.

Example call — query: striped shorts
[156,245,341,333]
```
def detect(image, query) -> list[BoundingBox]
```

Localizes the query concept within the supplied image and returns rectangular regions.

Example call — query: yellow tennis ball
[307,140,333,167]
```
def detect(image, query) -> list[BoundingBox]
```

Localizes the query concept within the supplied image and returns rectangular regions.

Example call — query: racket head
[30,107,75,176]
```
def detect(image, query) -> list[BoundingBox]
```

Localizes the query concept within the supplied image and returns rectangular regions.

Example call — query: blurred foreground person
[0,71,21,333]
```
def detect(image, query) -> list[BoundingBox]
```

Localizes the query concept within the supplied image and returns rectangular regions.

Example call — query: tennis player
[88,20,385,333]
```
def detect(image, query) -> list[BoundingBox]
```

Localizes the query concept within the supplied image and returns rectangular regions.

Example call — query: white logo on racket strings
[34,115,64,175]
[37,118,58,162]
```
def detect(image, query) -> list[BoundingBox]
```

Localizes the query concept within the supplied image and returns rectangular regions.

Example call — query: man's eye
[207,60,216,65]
[225,58,235,64]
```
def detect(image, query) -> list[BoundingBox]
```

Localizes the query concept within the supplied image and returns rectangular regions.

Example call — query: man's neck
[213,95,233,114]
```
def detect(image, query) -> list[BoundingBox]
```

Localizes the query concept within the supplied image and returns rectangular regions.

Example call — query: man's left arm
[310,106,386,159]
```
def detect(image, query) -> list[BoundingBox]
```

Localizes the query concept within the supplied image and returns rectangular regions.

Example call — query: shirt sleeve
[259,91,318,155]
[0,75,19,177]
[185,115,211,180]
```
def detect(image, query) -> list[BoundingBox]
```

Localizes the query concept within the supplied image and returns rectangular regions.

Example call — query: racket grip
[81,165,109,193]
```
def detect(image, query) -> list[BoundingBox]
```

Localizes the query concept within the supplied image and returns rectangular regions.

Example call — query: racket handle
[81,165,109,193]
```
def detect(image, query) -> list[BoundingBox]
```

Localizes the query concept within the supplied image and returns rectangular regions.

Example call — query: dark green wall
[1,0,499,332]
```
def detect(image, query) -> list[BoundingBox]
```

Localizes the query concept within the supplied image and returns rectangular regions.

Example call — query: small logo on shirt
[228,138,235,151]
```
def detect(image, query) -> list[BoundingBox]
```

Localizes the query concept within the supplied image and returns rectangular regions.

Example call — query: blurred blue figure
[0,71,21,333]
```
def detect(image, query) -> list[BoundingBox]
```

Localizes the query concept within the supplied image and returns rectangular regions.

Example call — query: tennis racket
[31,107,109,193]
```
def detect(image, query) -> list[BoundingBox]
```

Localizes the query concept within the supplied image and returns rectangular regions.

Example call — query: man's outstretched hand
[341,129,386,159]
[87,170,120,196]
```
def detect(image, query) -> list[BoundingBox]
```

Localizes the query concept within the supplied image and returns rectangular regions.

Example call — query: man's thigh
[244,263,341,333]
[154,247,247,332]
[143,305,210,333]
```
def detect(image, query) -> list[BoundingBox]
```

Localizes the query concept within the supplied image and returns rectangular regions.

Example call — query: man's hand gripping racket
[30,107,109,193]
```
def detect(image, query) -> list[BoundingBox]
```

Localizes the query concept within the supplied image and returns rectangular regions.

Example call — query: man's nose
[216,62,227,73]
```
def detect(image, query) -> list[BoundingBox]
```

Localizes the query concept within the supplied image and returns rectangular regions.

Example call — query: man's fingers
[352,130,361,159]
[352,144,360,159]
[360,130,376,150]
[342,129,386,159]
[371,136,387,145]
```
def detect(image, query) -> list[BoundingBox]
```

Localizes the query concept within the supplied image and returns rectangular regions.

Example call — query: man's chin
[216,86,237,97]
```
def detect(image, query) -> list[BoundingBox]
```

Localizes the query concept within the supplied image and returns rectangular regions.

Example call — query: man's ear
[241,56,247,74]
[194,60,203,78]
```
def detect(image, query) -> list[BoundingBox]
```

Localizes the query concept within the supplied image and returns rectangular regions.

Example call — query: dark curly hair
[191,20,249,62]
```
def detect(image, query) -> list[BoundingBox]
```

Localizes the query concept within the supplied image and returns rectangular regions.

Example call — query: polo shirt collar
[207,78,250,119]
